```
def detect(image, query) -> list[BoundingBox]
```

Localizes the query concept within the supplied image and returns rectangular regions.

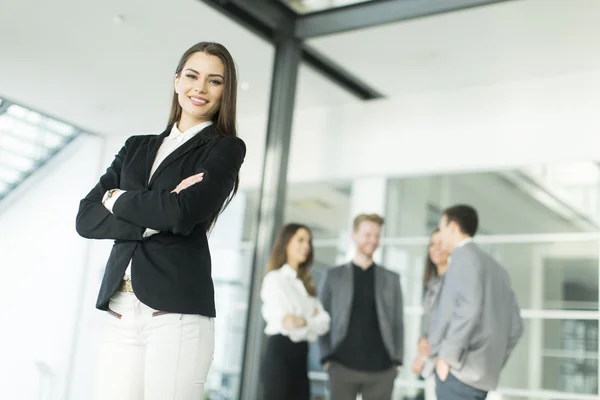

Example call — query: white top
[103,121,213,277]
[261,264,330,342]
[457,237,473,248]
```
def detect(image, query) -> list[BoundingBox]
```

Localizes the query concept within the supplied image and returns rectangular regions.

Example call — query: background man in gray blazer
[319,214,403,400]
[428,204,523,400]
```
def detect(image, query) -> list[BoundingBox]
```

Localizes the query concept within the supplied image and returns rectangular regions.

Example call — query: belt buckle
[119,278,134,293]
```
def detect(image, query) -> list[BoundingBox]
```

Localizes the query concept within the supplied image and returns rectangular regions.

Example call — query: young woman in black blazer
[76,42,245,400]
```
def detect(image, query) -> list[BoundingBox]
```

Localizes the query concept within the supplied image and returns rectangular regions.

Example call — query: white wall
[0,135,103,400]
[98,70,600,191]
[235,69,600,187]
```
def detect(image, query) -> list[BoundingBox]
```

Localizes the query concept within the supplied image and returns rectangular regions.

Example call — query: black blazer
[76,124,246,317]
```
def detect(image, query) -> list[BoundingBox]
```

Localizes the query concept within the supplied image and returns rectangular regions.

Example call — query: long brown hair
[423,228,440,289]
[167,42,240,232]
[266,223,316,296]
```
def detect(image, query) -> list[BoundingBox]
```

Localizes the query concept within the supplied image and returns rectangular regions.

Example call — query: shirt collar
[280,264,298,278]
[448,237,474,264]
[167,121,213,141]
[457,237,473,248]
[351,262,375,272]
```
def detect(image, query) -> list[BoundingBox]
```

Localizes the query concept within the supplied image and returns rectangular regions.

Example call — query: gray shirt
[420,275,444,378]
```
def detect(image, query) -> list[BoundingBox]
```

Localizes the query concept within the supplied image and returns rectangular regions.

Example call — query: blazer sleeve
[75,136,145,241]
[393,271,405,365]
[438,256,484,370]
[111,136,246,235]
[318,270,333,364]
[503,286,524,366]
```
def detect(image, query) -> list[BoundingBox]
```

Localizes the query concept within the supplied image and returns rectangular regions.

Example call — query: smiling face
[352,220,381,258]
[286,228,312,268]
[428,231,449,267]
[174,51,225,128]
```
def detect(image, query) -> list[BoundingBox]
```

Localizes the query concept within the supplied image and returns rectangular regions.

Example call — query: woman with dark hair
[260,223,331,400]
[411,228,449,400]
[76,42,245,400]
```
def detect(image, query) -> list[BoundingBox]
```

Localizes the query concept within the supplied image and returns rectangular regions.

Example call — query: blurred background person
[411,228,449,400]
[319,214,403,400]
[260,223,331,400]
[430,205,524,400]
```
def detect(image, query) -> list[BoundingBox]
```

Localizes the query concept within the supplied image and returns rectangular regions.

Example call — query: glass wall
[378,236,599,399]
[204,181,352,398]
[206,163,600,400]
[379,170,599,398]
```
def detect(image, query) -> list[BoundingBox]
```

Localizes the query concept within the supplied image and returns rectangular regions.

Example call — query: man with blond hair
[319,214,404,400]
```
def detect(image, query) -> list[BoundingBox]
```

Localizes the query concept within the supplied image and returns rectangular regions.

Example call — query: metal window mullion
[238,34,302,400]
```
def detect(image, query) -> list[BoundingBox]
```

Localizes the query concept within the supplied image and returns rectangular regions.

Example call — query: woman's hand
[293,316,307,328]
[418,337,431,356]
[411,355,425,375]
[282,314,297,330]
[171,173,204,194]
[282,314,307,330]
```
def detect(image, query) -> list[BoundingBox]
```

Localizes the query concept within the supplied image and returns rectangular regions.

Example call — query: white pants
[94,292,215,400]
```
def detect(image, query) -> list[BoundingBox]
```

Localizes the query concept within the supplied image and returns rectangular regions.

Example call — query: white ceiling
[0,0,356,136]
[309,0,600,96]
[1,0,599,136]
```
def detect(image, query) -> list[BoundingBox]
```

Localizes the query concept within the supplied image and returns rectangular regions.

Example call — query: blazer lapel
[145,128,170,186]
[341,263,354,321]
[147,125,220,188]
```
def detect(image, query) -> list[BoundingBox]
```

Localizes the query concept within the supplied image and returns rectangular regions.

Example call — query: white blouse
[261,264,330,342]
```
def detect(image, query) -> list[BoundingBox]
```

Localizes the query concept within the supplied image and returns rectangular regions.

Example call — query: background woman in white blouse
[260,223,331,400]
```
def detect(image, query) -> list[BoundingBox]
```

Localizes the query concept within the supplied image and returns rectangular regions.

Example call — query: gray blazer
[428,242,523,391]
[318,263,404,365]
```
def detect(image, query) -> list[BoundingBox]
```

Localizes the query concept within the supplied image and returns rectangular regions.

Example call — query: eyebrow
[184,68,224,80]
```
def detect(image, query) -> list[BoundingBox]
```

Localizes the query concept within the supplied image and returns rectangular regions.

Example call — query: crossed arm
[101,172,205,237]
[261,273,330,343]
[75,136,145,241]
[76,135,245,239]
